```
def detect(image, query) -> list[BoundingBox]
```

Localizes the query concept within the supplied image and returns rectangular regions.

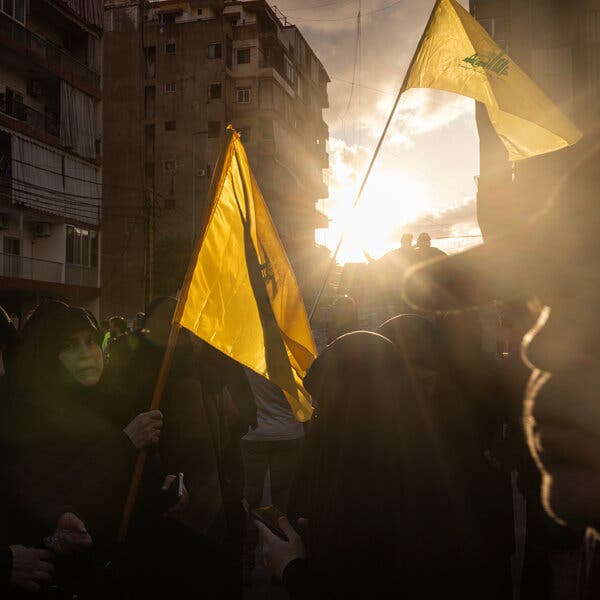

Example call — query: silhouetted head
[416,232,431,249]
[108,316,127,338]
[377,313,439,370]
[401,233,413,248]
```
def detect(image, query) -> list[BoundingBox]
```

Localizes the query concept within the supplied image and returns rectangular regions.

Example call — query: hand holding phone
[250,505,288,541]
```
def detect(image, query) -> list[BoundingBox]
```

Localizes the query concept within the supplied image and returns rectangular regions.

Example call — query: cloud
[326,136,371,190]
[395,195,481,249]
[276,0,474,146]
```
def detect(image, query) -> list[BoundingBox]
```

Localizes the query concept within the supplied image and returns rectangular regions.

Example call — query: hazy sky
[273,0,482,262]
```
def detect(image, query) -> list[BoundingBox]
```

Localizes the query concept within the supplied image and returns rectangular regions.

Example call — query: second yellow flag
[401,0,582,161]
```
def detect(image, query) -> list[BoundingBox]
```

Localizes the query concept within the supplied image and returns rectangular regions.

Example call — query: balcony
[0,253,99,288]
[0,252,62,283]
[65,263,98,288]
[0,12,101,92]
[0,94,59,137]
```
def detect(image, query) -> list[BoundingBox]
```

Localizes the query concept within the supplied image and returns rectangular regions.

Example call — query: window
[284,56,295,84]
[208,83,222,99]
[66,226,97,267]
[145,125,155,161]
[207,121,221,138]
[144,163,154,188]
[145,46,156,78]
[144,86,155,118]
[3,236,19,277]
[162,159,177,173]
[237,47,251,64]
[197,8,202,15]
[164,120,176,131]
[236,88,251,103]
[165,41,177,53]
[208,43,222,59]
[161,12,177,24]
[165,82,177,93]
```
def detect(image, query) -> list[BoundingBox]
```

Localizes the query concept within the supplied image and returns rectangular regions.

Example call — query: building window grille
[208,43,222,59]
[237,47,251,64]
[207,121,221,138]
[164,121,176,131]
[165,41,177,53]
[236,88,251,103]
[208,83,222,99]
[165,82,177,93]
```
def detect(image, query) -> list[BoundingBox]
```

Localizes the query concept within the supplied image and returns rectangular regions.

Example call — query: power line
[277,0,356,10]
[8,156,102,187]
[293,0,402,22]
[342,7,361,120]
[9,176,102,203]
[330,76,395,96]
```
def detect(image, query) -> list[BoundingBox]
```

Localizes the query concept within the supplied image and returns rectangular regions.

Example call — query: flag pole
[308,83,405,322]
[117,322,181,542]
[117,129,235,543]
[308,1,439,323]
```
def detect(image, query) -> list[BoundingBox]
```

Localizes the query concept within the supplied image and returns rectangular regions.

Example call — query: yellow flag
[173,127,317,422]
[402,0,582,161]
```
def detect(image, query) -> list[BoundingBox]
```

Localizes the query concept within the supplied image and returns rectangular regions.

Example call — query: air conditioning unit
[0,213,8,230]
[27,79,43,97]
[197,168,207,177]
[33,222,51,237]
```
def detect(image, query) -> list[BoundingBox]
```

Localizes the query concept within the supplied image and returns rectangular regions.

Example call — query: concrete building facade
[0,0,104,322]
[102,0,329,318]
[470,0,600,239]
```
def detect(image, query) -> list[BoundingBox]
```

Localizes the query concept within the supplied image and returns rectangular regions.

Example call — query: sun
[319,171,428,264]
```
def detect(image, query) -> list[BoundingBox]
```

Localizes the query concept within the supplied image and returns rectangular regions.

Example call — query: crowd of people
[2,153,600,599]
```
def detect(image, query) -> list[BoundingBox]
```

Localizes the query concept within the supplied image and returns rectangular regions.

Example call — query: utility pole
[139,0,154,307]
[145,188,155,307]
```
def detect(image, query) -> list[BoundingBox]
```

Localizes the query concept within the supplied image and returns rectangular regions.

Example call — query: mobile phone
[250,505,288,540]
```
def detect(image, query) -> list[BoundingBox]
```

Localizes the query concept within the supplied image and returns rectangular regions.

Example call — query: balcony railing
[0,12,101,90]
[0,95,59,137]
[0,252,62,283]
[0,253,99,288]
[65,263,98,288]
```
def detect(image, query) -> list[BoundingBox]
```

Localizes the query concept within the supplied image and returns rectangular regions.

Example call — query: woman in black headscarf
[256,330,470,599]
[0,301,179,598]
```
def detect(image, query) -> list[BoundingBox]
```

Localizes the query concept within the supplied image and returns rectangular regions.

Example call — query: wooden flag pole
[117,321,182,542]
[117,130,235,543]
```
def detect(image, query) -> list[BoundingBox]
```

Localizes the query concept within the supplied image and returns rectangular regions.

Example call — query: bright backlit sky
[273,0,482,263]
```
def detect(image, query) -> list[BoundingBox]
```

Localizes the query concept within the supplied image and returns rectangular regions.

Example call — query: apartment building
[470,0,600,240]
[0,0,103,322]
[102,0,329,317]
